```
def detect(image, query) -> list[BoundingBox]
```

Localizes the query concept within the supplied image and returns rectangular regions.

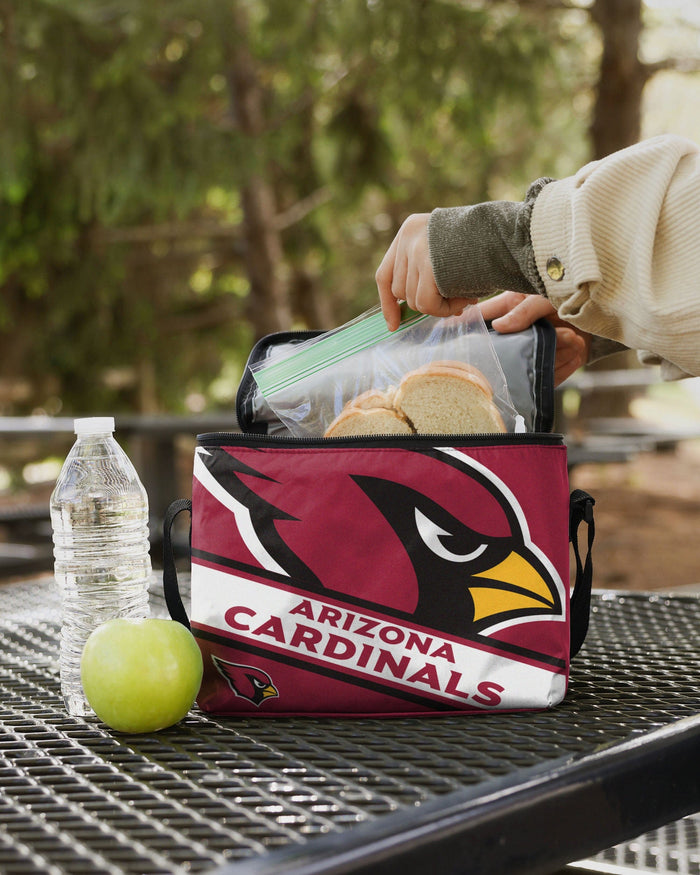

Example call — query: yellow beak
[470,550,555,623]
[261,684,279,699]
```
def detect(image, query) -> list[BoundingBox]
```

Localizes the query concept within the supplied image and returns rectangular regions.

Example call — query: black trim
[196,432,565,449]
[569,490,596,657]
[236,330,323,435]
[532,317,557,432]
[162,498,192,628]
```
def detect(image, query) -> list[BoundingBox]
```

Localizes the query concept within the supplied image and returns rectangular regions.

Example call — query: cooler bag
[162,321,595,717]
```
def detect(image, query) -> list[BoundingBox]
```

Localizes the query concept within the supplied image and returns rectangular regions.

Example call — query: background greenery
[0,0,698,418]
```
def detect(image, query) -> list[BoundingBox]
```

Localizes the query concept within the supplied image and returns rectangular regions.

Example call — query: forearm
[428,135,700,377]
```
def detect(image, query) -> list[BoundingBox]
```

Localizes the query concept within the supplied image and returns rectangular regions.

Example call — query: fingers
[377,213,477,329]
[376,235,403,332]
[430,292,477,318]
[553,327,590,386]
[376,213,435,326]
[478,291,528,323]
[480,291,592,385]
[481,292,557,333]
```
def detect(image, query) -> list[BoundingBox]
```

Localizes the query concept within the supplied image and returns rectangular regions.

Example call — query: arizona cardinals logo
[193,444,564,639]
[212,655,279,706]
[351,474,560,635]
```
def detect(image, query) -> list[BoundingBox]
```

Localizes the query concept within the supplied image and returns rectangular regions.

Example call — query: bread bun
[351,386,397,410]
[412,360,494,399]
[323,361,505,437]
[324,406,413,437]
[393,366,505,435]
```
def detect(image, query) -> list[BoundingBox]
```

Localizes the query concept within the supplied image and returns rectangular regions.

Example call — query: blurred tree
[519,0,700,157]
[0,0,592,415]
[590,0,700,158]
[579,0,700,414]
[590,0,647,157]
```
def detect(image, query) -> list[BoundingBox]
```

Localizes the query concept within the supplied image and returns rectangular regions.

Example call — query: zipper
[197,431,564,448]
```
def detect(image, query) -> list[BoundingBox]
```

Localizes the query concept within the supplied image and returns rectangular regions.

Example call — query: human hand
[375,213,476,331]
[479,291,592,386]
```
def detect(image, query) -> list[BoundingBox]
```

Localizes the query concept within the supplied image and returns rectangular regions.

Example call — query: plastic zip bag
[250,305,521,438]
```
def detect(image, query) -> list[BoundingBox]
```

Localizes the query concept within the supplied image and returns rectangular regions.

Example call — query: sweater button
[546,256,565,281]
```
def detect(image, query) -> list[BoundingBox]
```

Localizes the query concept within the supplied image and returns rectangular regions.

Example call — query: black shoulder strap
[162,498,192,629]
[569,489,596,658]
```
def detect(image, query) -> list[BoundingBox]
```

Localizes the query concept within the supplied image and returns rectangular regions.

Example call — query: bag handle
[569,489,596,658]
[162,498,192,629]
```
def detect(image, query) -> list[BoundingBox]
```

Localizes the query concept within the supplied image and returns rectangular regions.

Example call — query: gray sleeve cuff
[588,336,628,363]
[427,178,553,299]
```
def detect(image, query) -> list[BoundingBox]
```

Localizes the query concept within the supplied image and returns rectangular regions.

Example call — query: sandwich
[323,360,506,437]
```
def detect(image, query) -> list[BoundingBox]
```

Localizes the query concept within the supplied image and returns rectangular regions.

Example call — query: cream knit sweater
[532,135,700,378]
[429,135,700,378]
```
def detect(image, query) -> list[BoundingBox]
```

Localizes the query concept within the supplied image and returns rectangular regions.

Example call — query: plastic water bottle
[50,417,151,716]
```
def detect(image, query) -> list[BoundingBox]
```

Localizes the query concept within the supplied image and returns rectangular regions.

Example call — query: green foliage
[0,0,594,415]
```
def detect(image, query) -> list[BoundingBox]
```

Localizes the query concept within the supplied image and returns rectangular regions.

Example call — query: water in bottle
[50,417,151,716]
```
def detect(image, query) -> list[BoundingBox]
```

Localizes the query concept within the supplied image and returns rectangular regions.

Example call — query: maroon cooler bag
[163,430,594,717]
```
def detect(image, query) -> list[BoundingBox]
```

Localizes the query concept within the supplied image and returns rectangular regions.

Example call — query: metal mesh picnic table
[0,576,698,874]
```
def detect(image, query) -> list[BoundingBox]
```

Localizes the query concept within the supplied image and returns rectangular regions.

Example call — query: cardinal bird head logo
[194,444,566,639]
[212,655,279,706]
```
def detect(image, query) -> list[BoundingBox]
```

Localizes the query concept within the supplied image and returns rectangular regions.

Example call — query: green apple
[81,617,203,733]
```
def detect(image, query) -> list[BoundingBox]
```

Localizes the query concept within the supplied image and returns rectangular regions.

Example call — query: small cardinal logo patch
[212,655,279,706]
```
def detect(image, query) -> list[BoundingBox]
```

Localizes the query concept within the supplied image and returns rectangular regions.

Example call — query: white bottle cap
[74,417,115,435]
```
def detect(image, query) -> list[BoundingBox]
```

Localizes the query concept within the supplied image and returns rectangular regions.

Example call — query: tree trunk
[290,268,334,330]
[589,0,647,159]
[222,2,292,340]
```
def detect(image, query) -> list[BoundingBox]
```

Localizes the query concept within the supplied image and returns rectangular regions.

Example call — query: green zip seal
[253,305,427,397]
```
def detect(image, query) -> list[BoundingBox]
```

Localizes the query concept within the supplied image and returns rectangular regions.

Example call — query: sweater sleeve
[531,134,700,377]
[428,178,551,299]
